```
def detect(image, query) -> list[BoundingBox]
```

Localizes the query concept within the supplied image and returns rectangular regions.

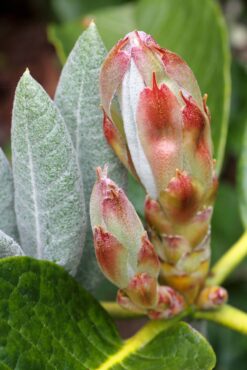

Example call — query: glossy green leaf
[0,256,121,369]
[0,230,24,258]
[207,280,247,370]
[49,0,230,172]
[107,322,216,370]
[0,149,18,241]
[92,3,136,49]
[208,321,247,370]
[227,62,247,157]
[50,0,134,22]
[238,118,247,229]
[48,3,136,62]
[11,71,86,276]
[0,256,216,370]
[127,174,145,220]
[54,23,127,298]
[211,182,243,264]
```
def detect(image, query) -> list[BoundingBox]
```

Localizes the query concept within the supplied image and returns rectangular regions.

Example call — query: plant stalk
[207,231,247,286]
[194,304,247,335]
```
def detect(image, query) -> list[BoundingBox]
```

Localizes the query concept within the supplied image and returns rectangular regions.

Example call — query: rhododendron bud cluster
[90,30,228,316]
[90,167,185,318]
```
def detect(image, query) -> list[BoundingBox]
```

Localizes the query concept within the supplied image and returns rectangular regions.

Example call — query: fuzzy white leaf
[55,23,127,297]
[0,229,24,258]
[12,71,86,276]
[0,149,18,240]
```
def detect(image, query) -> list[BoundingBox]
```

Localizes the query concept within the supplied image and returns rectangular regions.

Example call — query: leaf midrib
[95,313,186,370]
[24,90,43,259]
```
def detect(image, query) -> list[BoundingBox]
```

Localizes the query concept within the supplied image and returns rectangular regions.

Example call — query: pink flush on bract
[100,30,216,204]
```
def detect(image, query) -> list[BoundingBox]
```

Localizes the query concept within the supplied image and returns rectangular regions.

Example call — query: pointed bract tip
[203,93,208,104]
[89,18,95,26]
[152,72,159,91]
[96,165,108,181]
[180,89,192,105]
[82,17,96,29]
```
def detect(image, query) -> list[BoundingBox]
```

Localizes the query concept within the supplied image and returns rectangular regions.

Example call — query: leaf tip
[24,67,30,76]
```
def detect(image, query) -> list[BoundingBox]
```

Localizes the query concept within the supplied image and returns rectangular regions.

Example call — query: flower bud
[196,286,228,310]
[99,30,223,308]
[148,286,185,320]
[100,30,214,201]
[117,285,185,319]
[90,167,160,308]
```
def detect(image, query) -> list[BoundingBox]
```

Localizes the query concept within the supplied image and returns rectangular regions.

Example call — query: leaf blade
[0,256,121,369]
[238,119,247,229]
[12,71,86,275]
[0,256,216,370]
[0,230,24,258]
[0,149,18,240]
[55,23,127,297]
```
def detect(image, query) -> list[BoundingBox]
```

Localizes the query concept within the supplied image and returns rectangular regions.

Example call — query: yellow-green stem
[95,310,188,370]
[194,304,247,335]
[102,302,247,338]
[207,231,247,286]
[101,301,144,318]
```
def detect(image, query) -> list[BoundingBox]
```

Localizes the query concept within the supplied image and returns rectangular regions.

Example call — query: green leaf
[49,0,230,172]
[227,62,247,157]
[111,322,216,370]
[211,182,243,264]
[208,321,247,370]
[48,3,136,62]
[238,118,247,229]
[207,280,247,370]
[48,21,85,64]
[127,174,145,220]
[0,256,121,369]
[11,71,86,276]
[0,256,215,370]
[54,23,127,298]
[50,0,133,22]
[0,149,18,241]
[0,230,24,258]
[92,3,137,50]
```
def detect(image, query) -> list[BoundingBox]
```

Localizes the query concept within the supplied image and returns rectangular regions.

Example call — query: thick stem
[95,310,188,370]
[207,231,247,286]
[102,301,247,338]
[194,304,247,335]
[101,301,144,318]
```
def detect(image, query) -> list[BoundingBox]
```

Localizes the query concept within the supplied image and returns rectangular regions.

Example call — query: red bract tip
[137,233,160,278]
[148,285,185,319]
[96,165,108,181]
[126,272,158,309]
[159,171,201,222]
[152,72,159,91]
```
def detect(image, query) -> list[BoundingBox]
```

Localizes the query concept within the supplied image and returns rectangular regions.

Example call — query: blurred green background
[0,0,247,368]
